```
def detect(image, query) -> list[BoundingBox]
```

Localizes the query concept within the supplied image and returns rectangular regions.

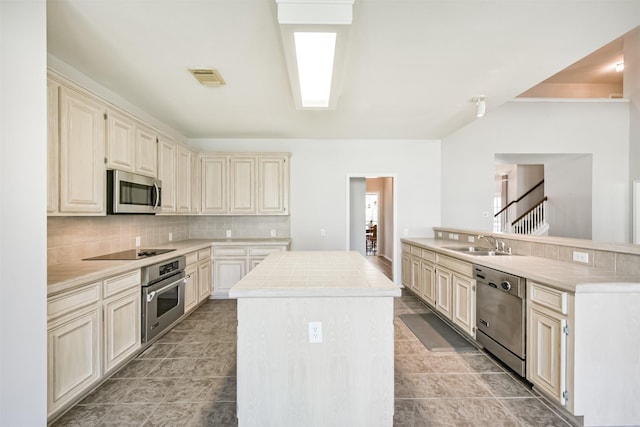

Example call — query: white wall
[349,178,366,256]
[0,1,47,424]
[625,28,640,241]
[189,139,441,282]
[442,101,630,243]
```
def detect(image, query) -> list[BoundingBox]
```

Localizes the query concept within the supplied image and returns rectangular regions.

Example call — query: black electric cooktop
[83,248,176,261]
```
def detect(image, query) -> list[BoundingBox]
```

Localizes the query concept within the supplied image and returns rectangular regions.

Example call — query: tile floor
[53,292,576,427]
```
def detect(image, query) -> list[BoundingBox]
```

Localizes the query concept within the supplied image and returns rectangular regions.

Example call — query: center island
[229,251,401,427]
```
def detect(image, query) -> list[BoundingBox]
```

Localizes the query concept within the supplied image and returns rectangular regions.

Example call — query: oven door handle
[146,277,186,303]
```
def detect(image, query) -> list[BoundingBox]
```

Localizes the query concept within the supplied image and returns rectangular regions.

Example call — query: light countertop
[48,238,291,296]
[402,238,640,293]
[229,251,402,298]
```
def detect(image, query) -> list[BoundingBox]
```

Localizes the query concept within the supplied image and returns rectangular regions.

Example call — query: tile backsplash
[48,215,291,265]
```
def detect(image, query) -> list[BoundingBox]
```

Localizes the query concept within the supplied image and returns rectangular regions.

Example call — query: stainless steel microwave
[107,170,161,214]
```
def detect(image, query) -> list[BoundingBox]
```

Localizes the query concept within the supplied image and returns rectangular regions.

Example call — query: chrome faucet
[477,235,498,250]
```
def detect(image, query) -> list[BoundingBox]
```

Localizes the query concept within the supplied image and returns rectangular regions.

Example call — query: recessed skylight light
[294,32,336,108]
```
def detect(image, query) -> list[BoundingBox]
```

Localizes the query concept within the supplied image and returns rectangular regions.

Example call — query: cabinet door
[229,156,256,214]
[48,306,101,416]
[198,259,212,302]
[157,137,176,212]
[258,155,289,215]
[527,305,567,405]
[184,262,199,313]
[135,125,157,177]
[213,258,246,298]
[190,153,201,214]
[401,252,411,288]
[201,155,228,214]
[59,87,105,213]
[410,256,421,294]
[47,79,59,214]
[104,289,141,374]
[176,145,191,213]
[452,274,476,338]
[435,268,452,319]
[420,261,436,306]
[105,109,135,172]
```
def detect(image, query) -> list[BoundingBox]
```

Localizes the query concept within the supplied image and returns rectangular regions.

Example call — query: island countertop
[229,251,402,298]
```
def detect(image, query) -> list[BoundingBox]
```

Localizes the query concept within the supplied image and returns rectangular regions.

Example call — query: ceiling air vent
[188,68,226,86]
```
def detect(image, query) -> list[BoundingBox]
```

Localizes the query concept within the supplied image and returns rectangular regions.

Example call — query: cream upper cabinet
[135,124,158,178]
[190,152,201,214]
[229,156,256,214]
[201,155,228,214]
[157,136,176,213]
[58,86,106,214]
[201,153,290,216]
[47,79,59,214]
[105,109,158,178]
[105,109,136,173]
[176,145,192,213]
[258,155,289,215]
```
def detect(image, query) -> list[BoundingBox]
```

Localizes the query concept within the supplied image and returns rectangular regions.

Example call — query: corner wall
[0,1,47,424]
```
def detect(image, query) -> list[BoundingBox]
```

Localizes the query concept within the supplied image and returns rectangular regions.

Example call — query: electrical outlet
[320,228,326,237]
[308,321,322,343]
[403,228,409,236]
[168,232,173,241]
[449,233,459,240]
[226,230,232,238]
[437,232,442,238]
[482,212,489,218]
[135,236,141,247]
[467,235,475,243]
[270,229,276,237]
[573,251,589,264]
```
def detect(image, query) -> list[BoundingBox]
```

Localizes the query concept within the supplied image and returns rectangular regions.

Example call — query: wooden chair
[366,224,377,255]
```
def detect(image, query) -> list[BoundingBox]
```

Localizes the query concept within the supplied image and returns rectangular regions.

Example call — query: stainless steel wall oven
[141,255,186,343]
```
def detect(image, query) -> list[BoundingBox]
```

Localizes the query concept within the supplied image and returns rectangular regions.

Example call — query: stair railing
[511,197,548,235]
[494,179,544,233]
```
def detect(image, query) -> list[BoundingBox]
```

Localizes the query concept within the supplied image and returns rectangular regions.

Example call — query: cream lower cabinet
[212,243,289,298]
[527,281,569,406]
[185,247,212,312]
[198,249,212,302]
[184,260,199,313]
[102,270,141,375]
[47,282,102,420]
[435,267,453,318]
[48,270,141,422]
[401,242,475,339]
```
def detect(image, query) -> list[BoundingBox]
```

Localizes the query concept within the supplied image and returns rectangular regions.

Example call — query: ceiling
[46,1,640,140]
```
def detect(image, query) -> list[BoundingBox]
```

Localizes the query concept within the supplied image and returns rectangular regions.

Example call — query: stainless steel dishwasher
[474,264,526,376]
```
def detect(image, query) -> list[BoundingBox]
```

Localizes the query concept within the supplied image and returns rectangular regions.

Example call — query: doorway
[347,175,396,281]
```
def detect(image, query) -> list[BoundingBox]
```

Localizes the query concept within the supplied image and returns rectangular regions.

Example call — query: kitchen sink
[443,245,515,256]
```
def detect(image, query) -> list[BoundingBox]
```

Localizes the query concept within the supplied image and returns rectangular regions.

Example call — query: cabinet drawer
[421,249,436,262]
[410,245,421,256]
[249,246,285,257]
[436,254,473,277]
[48,282,100,321]
[529,282,568,315]
[185,251,198,265]
[213,246,248,257]
[103,270,140,299]
[198,247,212,260]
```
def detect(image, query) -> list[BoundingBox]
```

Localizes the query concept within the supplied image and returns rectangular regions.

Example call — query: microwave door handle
[153,183,160,210]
